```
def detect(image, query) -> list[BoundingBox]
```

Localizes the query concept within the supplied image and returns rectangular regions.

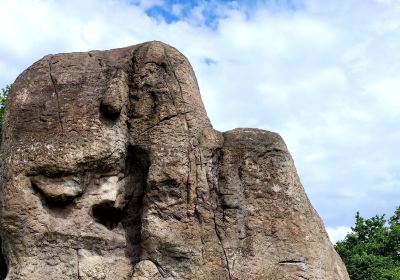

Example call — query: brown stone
[0,41,349,279]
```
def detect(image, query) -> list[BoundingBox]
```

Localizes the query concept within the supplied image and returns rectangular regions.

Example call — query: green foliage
[0,85,8,279]
[336,207,400,280]
[0,85,10,134]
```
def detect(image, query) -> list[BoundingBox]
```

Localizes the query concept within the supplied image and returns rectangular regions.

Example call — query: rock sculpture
[0,41,349,279]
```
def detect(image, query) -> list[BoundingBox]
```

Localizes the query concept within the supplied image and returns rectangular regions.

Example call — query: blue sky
[1,0,400,243]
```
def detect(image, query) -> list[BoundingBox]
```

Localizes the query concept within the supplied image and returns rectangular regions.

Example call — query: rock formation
[0,41,349,279]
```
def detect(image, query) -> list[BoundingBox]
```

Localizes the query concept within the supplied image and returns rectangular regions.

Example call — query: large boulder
[0,41,349,279]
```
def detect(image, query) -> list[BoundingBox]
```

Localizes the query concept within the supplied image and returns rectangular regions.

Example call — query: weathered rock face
[0,41,349,280]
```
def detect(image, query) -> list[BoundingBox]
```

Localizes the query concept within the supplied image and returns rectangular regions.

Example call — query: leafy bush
[336,207,400,280]
[0,85,10,136]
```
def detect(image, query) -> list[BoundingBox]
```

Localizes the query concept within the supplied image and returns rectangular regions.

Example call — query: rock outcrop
[0,41,349,280]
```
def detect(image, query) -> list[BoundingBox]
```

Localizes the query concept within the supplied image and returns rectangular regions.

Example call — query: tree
[0,85,8,279]
[0,85,10,136]
[335,207,400,280]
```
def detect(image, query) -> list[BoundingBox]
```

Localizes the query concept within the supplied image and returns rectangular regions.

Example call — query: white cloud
[1,0,400,230]
[327,226,352,244]
[171,4,184,16]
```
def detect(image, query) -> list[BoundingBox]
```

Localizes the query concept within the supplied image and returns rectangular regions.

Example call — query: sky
[1,0,400,243]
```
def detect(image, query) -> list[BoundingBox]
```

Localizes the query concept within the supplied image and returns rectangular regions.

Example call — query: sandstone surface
[0,41,349,279]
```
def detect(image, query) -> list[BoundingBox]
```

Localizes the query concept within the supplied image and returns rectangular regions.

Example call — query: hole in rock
[100,102,120,120]
[0,237,8,280]
[92,202,123,230]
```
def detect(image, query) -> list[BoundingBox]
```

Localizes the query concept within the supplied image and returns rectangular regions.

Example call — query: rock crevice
[48,56,64,132]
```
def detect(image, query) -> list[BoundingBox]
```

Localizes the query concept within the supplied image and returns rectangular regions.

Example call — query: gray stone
[0,41,349,279]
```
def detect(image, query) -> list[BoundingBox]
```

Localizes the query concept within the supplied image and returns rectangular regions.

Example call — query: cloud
[327,226,352,244]
[0,0,399,230]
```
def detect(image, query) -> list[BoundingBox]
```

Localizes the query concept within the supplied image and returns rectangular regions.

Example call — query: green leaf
[335,207,400,280]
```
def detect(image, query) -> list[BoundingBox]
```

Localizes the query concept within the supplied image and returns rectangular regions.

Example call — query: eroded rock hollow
[0,41,349,279]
